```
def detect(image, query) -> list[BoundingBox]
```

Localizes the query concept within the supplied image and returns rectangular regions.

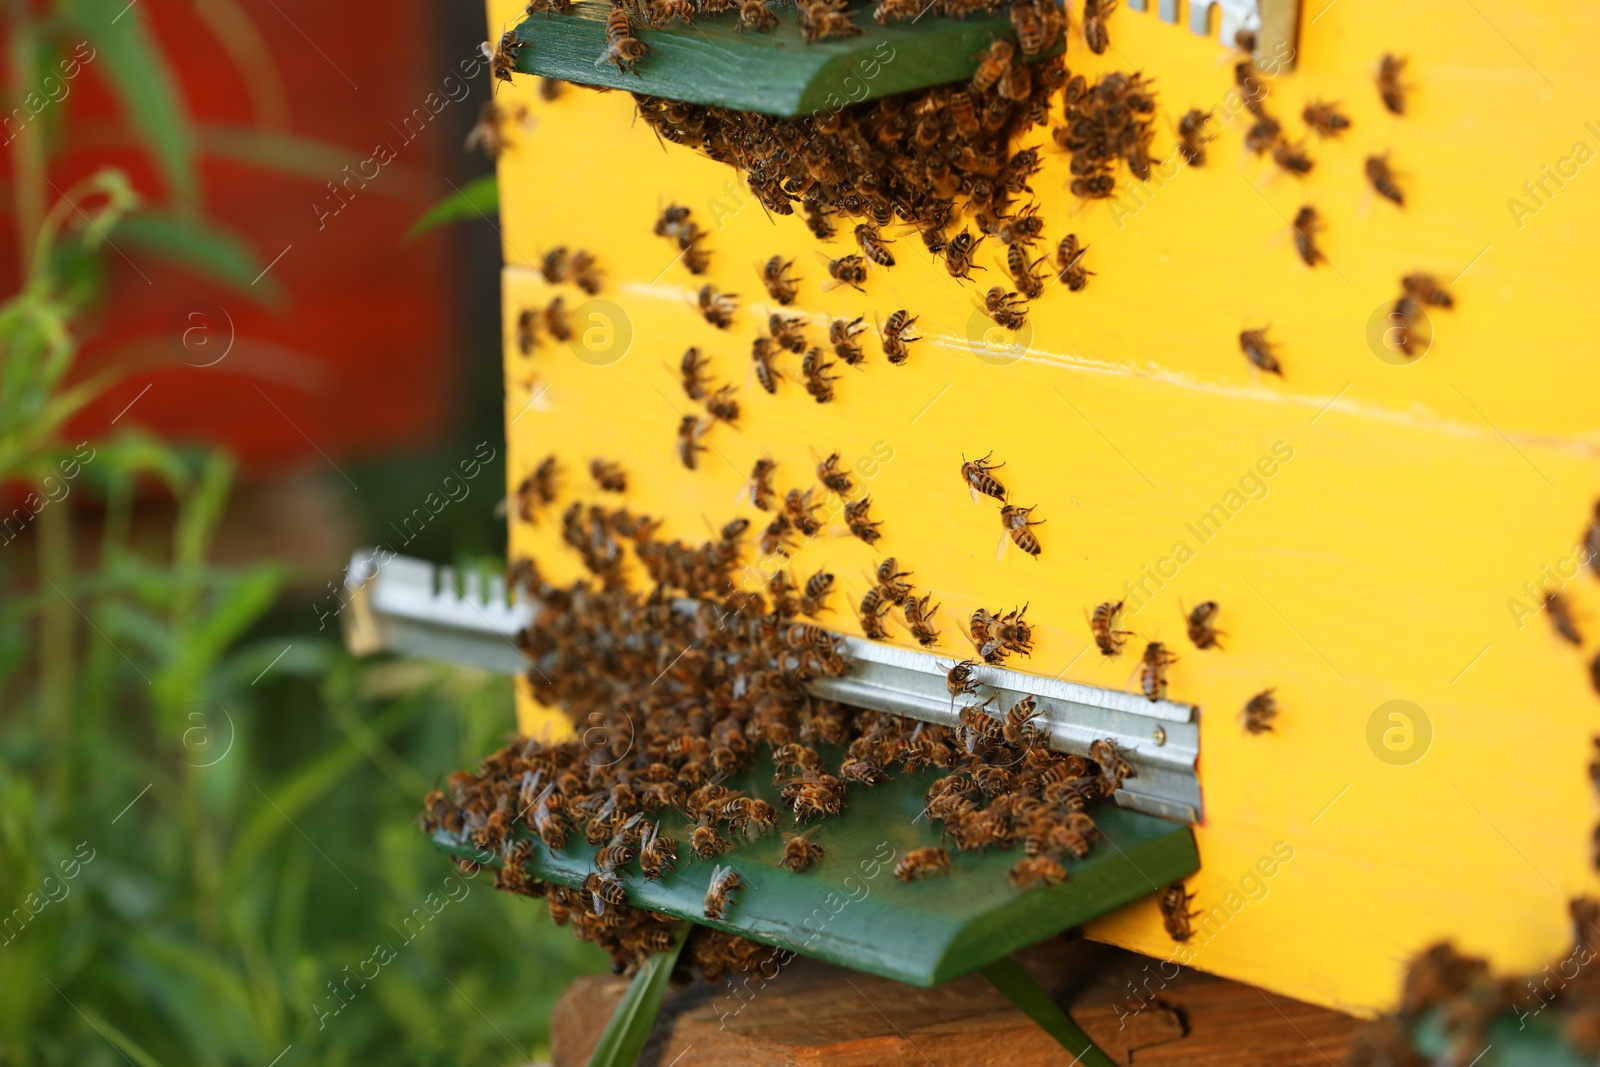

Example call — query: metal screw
[1152,726,1167,746]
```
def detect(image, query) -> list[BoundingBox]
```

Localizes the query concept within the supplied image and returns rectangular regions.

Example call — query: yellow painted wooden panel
[491,0,1600,1016]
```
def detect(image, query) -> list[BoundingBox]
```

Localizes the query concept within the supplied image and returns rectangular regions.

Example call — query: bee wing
[995,529,1013,562]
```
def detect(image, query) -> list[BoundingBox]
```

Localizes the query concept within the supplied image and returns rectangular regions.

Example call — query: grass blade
[586,924,688,1067]
[404,176,497,242]
[979,955,1117,1067]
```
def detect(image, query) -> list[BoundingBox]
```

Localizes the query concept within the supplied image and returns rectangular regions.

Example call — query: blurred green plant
[1,5,599,1065]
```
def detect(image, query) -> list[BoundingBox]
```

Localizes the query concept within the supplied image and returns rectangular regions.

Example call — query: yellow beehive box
[487,0,1600,1016]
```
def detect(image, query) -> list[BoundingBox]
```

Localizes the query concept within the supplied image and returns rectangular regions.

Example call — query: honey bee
[949,90,980,139]
[860,588,892,639]
[1070,174,1116,199]
[903,593,941,647]
[875,558,913,604]
[681,346,711,401]
[1139,641,1177,702]
[760,514,795,557]
[961,451,1007,503]
[1291,206,1324,268]
[703,864,744,920]
[529,455,560,507]
[569,249,603,294]
[544,296,571,341]
[1272,140,1314,176]
[593,843,636,871]
[691,821,734,860]
[945,228,984,281]
[970,38,1015,95]
[759,256,800,305]
[1241,688,1279,734]
[485,30,524,84]
[751,335,782,394]
[768,568,800,618]
[943,659,980,700]
[1159,881,1197,941]
[844,497,881,544]
[1009,0,1059,57]
[516,308,539,356]
[801,347,840,403]
[803,199,835,240]
[638,822,677,879]
[830,316,867,366]
[750,457,778,510]
[539,246,569,283]
[769,312,808,353]
[1243,115,1281,155]
[872,0,922,22]
[590,459,627,493]
[817,452,854,494]
[1003,695,1043,747]
[1000,504,1044,558]
[1005,245,1047,300]
[600,9,651,75]
[1546,592,1582,645]
[1239,328,1282,377]
[1401,273,1454,309]
[1082,0,1113,54]
[654,202,692,240]
[676,415,708,470]
[854,224,895,268]
[583,871,627,914]
[981,287,1027,330]
[1177,108,1211,166]
[706,384,741,424]
[1010,855,1068,891]
[1090,600,1131,657]
[826,254,868,292]
[1377,53,1407,115]
[780,828,825,873]
[737,0,778,32]
[1302,99,1350,138]
[1234,58,1268,117]
[801,569,834,617]
[1366,154,1405,206]
[784,488,823,536]
[894,846,951,882]
[870,309,917,366]
[1184,600,1223,650]
[1055,234,1093,291]
[698,284,737,329]
[538,76,563,100]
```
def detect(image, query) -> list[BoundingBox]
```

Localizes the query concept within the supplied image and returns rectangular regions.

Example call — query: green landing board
[508,1,1064,117]
[433,757,1198,987]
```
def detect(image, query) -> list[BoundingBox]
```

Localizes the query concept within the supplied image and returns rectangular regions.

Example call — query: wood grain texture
[488,0,1600,1016]
[549,941,1359,1065]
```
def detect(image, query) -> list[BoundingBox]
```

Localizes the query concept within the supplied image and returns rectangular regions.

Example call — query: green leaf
[404,176,498,242]
[979,956,1118,1066]
[586,925,688,1067]
[114,212,278,300]
[75,1006,169,1067]
[68,0,199,212]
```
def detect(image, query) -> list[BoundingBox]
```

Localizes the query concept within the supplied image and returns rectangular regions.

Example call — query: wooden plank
[434,759,1198,987]
[506,0,1061,117]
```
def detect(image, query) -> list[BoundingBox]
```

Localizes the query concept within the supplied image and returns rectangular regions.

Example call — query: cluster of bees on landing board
[423,532,1151,979]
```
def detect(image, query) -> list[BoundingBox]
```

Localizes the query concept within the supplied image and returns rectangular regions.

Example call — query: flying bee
[590,459,627,493]
[485,30,524,84]
[1010,856,1068,891]
[860,587,892,639]
[706,385,740,424]
[854,224,895,267]
[1272,140,1315,176]
[769,312,808,353]
[1292,206,1325,267]
[784,488,823,536]
[1241,688,1279,734]
[817,452,853,494]
[800,569,834,617]
[1090,599,1132,657]
[1377,53,1408,115]
[970,38,1015,95]
[1139,641,1177,702]
[698,284,737,328]
[903,592,941,647]
[1160,882,1198,941]
[1401,273,1454,309]
[1055,234,1093,291]
[751,335,782,394]
[945,228,984,282]
[1006,244,1047,299]
[844,496,881,544]
[1366,154,1405,206]
[681,346,711,400]
[825,254,868,292]
[1239,328,1282,377]
[999,504,1044,558]
[875,558,914,604]
[1177,108,1212,166]
[830,316,867,366]
[1546,592,1582,645]
[749,457,777,510]
[894,847,951,882]
[1184,600,1223,650]
[759,256,800,304]
[516,308,539,355]
[569,249,602,294]
[961,451,1007,503]
[1082,0,1113,54]
[538,76,562,99]
[544,296,571,341]
[703,864,744,920]
[981,287,1028,330]
[780,828,825,873]
[801,347,840,403]
[1303,99,1351,138]
[881,310,920,365]
[676,414,708,470]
